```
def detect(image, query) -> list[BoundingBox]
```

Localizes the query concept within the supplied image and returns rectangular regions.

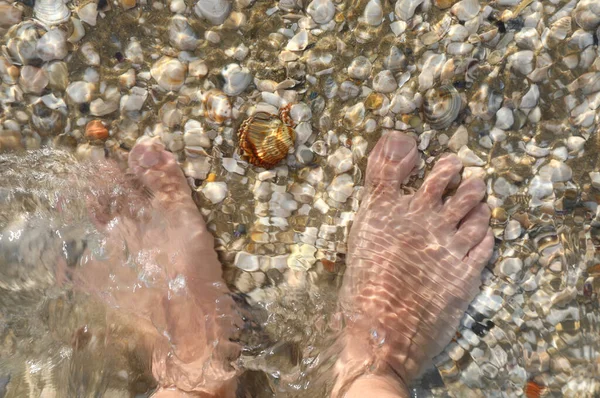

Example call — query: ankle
[344,373,409,398]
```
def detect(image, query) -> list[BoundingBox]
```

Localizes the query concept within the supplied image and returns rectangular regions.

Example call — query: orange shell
[238,107,296,169]
[85,120,109,140]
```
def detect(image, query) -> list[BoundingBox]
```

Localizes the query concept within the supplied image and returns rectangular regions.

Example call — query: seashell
[194,0,232,25]
[573,0,600,31]
[77,0,98,26]
[238,105,296,169]
[125,38,143,64]
[85,119,108,140]
[547,16,571,42]
[286,30,309,51]
[169,15,198,51]
[150,56,187,91]
[120,0,136,10]
[36,28,67,61]
[306,0,335,25]
[383,46,406,72]
[80,42,100,65]
[451,0,479,21]
[34,0,71,26]
[348,56,372,80]
[43,61,68,90]
[363,0,383,26]
[19,66,49,94]
[68,17,85,42]
[507,50,534,75]
[372,70,397,93]
[31,101,65,134]
[203,89,231,124]
[66,80,94,103]
[0,56,20,85]
[221,63,252,96]
[423,85,461,130]
[0,2,23,28]
[159,101,182,128]
[4,21,45,65]
[395,0,423,20]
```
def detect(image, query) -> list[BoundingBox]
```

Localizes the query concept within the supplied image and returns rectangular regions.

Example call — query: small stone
[495,107,514,130]
[373,70,397,93]
[202,181,228,203]
[504,219,522,240]
[457,146,485,166]
[287,244,317,271]
[590,171,600,189]
[235,251,260,272]
[448,126,468,152]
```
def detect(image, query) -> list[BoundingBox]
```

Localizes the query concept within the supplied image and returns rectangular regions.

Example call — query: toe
[449,203,491,259]
[465,228,495,270]
[129,136,191,199]
[365,130,419,193]
[442,178,487,226]
[410,154,463,211]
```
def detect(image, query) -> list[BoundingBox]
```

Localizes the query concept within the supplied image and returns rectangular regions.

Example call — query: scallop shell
[423,85,461,130]
[34,0,71,26]
[85,119,108,140]
[238,105,296,169]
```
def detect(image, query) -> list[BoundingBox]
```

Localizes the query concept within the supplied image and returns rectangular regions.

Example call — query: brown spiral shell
[238,104,296,169]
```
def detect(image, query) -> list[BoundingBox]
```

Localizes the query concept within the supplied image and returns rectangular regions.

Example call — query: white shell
[364,0,383,26]
[348,56,372,80]
[77,1,97,26]
[4,21,44,65]
[373,70,397,93]
[395,0,424,21]
[34,0,71,26]
[194,0,232,25]
[169,15,198,51]
[80,42,100,65]
[150,56,187,91]
[66,81,94,103]
[286,30,309,51]
[36,28,67,61]
[306,0,335,25]
[19,65,48,94]
[573,0,600,31]
[451,0,479,21]
[221,63,252,96]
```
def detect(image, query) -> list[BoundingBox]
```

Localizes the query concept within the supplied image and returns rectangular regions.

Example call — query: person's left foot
[78,136,240,397]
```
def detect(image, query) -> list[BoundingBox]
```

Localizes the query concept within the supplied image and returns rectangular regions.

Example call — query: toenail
[140,151,160,168]
[382,131,415,161]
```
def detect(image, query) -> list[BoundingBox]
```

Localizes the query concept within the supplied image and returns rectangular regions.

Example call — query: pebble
[495,107,514,130]
[373,70,398,93]
[448,126,468,152]
[235,251,260,272]
[504,220,522,240]
[458,146,485,166]
[202,181,228,203]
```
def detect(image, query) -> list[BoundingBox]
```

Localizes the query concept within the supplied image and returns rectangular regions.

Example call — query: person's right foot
[335,131,494,394]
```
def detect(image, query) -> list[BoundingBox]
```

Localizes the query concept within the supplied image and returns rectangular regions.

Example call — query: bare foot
[78,136,240,397]
[333,131,494,396]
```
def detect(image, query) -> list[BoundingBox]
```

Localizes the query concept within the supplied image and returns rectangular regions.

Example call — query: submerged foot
[334,131,494,395]
[81,136,240,397]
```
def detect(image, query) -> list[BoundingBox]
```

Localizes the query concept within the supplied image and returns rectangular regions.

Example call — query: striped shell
[423,84,461,130]
[238,105,296,169]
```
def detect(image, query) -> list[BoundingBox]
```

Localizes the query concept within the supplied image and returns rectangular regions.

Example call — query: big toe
[365,130,419,192]
[128,136,191,200]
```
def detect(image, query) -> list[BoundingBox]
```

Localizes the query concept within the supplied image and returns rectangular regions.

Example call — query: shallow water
[2,0,600,396]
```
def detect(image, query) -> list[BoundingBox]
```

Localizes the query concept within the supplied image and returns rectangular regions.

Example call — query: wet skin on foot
[78,136,240,397]
[334,131,494,397]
